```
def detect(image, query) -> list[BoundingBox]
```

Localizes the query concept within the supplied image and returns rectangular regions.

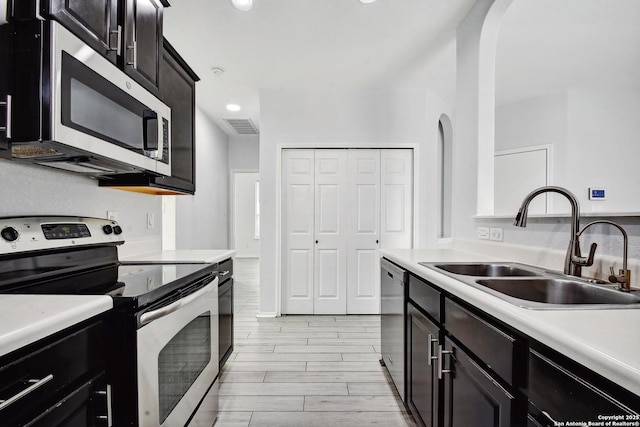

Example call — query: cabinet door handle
[0,374,54,411]
[427,334,438,366]
[0,95,11,139]
[109,25,122,55]
[437,345,454,379]
[126,41,137,66]
[95,384,113,427]
[540,410,559,427]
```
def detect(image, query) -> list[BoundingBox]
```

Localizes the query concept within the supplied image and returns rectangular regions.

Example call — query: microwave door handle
[142,110,158,152]
[139,281,215,326]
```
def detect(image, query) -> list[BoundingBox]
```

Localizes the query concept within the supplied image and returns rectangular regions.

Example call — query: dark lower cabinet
[528,348,640,426]
[407,303,440,427]
[388,262,640,427]
[218,258,234,368]
[0,316,110,426]
[442,337,514,427]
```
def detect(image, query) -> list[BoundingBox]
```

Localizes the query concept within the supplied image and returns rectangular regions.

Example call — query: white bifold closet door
[282,148,412,315]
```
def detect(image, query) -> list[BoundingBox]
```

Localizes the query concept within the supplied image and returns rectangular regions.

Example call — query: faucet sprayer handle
[572,242,597,267]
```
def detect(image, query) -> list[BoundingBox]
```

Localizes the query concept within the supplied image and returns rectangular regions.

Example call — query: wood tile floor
[190,258,416,427]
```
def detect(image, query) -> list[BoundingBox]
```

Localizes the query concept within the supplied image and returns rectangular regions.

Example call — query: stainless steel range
[0,216,219,427]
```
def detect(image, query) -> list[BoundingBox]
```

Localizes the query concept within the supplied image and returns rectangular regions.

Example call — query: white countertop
[120,249,236,264]
[380,248,640,397]
[0,295,113,358]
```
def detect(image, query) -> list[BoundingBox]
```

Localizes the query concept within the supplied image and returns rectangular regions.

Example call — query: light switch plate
[477,227,490,240]
[490,227,503,242]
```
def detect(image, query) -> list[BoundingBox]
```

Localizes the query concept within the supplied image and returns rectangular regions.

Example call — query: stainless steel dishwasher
[381,257,408,402]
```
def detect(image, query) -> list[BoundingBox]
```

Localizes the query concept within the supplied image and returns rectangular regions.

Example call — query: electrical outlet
[489,227,503,242]
[107,211,118,221]
[477,227,490,240]
[147,213,154,229]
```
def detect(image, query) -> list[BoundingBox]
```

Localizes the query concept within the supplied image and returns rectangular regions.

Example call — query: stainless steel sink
[476,278,640,306]
[419,261,640,309]
[426,263,540,277]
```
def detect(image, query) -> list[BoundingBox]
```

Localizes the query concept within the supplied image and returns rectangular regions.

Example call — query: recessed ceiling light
[231,0,253,11]
[226,104,242,112]
[359,0,376,3]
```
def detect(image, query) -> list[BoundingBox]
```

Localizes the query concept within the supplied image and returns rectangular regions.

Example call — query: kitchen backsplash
[0,159,162,243]
[475,215,640,260]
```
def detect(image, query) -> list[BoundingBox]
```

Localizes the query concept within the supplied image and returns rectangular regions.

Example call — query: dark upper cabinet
[99,38,199,194]
[122,0,163,94]
[154,38,198,193]
[16,0,169,94]
[45,0,119,63]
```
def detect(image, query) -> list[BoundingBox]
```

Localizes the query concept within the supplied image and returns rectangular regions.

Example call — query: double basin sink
[418,262,640,309]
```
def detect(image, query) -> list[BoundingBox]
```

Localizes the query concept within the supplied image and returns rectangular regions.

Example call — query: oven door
[136,277,218,427]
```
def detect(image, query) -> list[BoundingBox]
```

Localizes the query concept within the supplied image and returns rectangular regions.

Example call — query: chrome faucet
[577,220,632,292]
[513,186,596,277]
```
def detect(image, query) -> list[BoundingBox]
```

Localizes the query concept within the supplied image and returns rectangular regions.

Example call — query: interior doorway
[231,171,260,258]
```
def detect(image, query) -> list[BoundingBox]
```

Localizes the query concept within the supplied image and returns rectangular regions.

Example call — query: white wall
[495,92,569,212]
[0,161,162,247]
[229,135,259,170]
[566,88,640,213]
[495,89,640,214]
[258,87,453,315]
[233,172,260,258]
[175,107,229,249]
[228,135,260,256]
[458,0,640,263]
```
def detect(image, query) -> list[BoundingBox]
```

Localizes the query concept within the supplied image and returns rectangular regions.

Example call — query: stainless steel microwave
[0,19,171,176]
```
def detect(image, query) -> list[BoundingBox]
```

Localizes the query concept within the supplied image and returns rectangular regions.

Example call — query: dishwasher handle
[381,258,407,283]
[139,278,216,326]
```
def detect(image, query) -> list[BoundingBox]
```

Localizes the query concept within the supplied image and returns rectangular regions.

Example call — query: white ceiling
[162,0,477,135]
[162,0,640,136]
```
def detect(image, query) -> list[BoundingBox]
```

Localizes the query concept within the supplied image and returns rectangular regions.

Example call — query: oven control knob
[103,225,113,235]
[113,225,123,235]
[1,227,19,242]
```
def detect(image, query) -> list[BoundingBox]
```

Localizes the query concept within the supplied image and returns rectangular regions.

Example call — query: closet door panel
[347,149,381,314]
[282,150,315,314]
[381,149,413,249]
[314,150,348,314]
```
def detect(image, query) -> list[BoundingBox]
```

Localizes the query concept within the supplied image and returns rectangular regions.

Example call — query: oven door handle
[139,281,215,327]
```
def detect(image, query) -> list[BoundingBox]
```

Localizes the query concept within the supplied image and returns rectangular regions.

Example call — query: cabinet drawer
[218,258,233,284]
[0,320,106,423]
[409,275,441,323]
[528,349,638,421]
[444,298,515,385]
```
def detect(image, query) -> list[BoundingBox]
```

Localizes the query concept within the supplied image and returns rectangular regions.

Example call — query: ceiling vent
[224,118,259,135]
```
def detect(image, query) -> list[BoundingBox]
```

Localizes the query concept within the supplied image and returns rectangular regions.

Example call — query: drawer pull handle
[219,270,230,277]
[427,334,438,366]
[437,346,454,379]
[0,374,54,411]
[540,410,559,426]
